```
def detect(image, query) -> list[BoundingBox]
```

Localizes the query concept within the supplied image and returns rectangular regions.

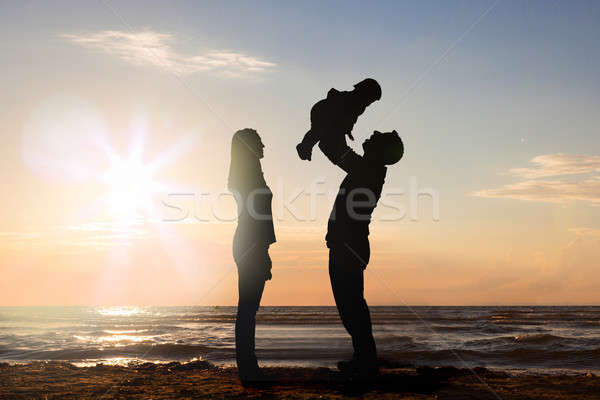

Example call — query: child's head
[353,78,382,106]
[363,130,404,166]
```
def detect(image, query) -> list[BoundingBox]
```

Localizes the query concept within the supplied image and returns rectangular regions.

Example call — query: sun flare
[102,154,161,220]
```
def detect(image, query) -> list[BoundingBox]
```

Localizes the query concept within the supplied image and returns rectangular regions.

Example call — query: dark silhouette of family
[228,79,404,385]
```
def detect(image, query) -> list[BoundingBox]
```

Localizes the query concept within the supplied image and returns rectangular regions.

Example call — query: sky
[1,0,599,306]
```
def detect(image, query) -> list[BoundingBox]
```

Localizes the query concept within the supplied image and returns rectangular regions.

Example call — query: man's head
[362,130,404,166]
[353,78,382,106]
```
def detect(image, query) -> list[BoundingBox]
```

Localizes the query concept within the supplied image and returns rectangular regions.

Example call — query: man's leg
[329,246,377,370]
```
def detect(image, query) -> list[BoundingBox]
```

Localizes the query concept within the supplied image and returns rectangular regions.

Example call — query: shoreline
[2,359,599,377]
[2,360,599,399]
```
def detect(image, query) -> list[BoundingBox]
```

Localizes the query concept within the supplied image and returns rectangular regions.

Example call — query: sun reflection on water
[73,334,155,345]
[96,306,141,317]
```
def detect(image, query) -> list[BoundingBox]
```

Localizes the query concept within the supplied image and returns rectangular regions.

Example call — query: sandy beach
[2,361,599,399]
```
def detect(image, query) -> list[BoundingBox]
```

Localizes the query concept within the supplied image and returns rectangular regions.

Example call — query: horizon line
[2,304,600,308]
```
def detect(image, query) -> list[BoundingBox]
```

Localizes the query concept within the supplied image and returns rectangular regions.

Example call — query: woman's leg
[235,254,266,376]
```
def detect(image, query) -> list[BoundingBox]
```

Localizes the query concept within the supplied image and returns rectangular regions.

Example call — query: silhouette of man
[320,129,404,377]
[296,78,381,161]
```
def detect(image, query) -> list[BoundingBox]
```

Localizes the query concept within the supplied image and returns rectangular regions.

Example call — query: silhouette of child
[296,78,382,161]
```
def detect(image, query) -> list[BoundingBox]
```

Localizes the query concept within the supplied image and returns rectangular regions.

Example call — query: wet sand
[1,361,599,399]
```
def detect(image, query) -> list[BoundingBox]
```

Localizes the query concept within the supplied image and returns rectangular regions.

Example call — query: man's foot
[337,359,379,379]
[337,360,356,375]
[239,367,269,387]
[296,143,312,161]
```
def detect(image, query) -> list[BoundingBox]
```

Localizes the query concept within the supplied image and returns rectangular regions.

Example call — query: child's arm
[296,129,320,161]
[301,129,320,147]
[297,98,329,161]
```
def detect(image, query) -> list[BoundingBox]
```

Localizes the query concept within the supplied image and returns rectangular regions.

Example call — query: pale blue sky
[2,0,600,227]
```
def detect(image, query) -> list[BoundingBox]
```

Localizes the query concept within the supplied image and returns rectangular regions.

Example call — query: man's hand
[318,134,364,174]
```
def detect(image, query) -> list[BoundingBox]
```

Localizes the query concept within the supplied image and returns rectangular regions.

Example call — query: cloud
[509,154,600,179]
[567,227,600,241]
[473,154,600,204]
[473,177,600,203]
[61,30,276,76]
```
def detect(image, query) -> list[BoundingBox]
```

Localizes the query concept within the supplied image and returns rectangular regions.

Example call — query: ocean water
[1,306,599,374]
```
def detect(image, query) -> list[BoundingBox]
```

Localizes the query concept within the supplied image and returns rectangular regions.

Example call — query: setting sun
[102,150,161,220]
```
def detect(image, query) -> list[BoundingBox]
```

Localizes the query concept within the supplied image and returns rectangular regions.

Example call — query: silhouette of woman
[227,128,275,382]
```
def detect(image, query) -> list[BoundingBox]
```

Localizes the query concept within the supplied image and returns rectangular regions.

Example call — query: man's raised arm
[318,133,364,174]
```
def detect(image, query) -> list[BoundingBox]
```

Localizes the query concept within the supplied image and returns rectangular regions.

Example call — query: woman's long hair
[228,128,265,194]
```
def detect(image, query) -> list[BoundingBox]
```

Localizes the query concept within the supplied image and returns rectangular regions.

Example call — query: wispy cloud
[61,30,276,77]
[474,178,600,203]
[473,154,600,204]
[509,154,600,179]
[568,227,600,239]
